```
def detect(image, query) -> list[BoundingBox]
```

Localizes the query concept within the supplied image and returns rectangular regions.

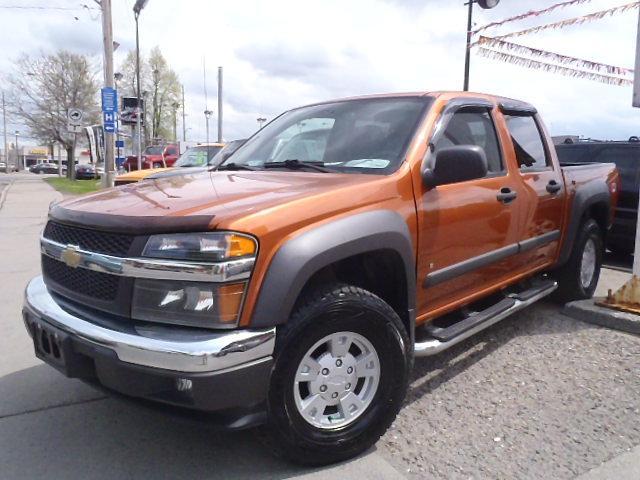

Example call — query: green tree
[5,51,99,179]
[118,46,181,143]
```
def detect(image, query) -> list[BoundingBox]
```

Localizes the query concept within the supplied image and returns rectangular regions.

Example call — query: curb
[0,180,14,211]
[563,298,640,335]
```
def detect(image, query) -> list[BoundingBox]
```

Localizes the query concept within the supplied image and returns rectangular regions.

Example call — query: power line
[0,4,99,11]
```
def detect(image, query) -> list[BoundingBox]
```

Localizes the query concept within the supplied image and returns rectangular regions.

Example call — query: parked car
[556,138,638,255]
[114,143,228,186]
[146,139,247,181]
[75,164,100,180]
[29,162,59,174]
[0,161,18,173]
[24,91,618,465]
[121,144,180,171]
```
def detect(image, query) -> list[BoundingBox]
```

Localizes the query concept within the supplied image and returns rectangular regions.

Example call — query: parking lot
[1,174,639,479]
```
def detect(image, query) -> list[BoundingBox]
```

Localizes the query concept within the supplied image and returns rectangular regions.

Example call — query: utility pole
[217,66,223,142]
[101,0,116,187]
[181,84,186,142]
[2,92,8,169]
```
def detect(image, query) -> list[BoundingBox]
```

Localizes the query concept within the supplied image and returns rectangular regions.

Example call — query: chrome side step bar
[414,281,557,357]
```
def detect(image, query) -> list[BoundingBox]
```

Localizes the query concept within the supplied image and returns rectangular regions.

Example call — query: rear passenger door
[503,111,565,271]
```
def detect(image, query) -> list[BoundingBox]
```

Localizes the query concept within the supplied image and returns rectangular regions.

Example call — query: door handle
[546,180,562,194]
[497,187,517,204]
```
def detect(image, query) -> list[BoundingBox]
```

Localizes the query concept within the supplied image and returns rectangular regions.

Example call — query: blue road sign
[103,111,116,133]
[115,140,124,148]
[101,87,117,113]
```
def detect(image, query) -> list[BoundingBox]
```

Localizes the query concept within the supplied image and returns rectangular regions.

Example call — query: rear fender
[557,180,611,266]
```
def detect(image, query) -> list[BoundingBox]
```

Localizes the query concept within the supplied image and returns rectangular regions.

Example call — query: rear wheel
[554,218,603,302]
[265,284,410,466]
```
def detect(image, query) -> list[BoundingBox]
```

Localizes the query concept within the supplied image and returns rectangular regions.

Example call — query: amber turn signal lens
[217,283,247,323]
[227,234,257,258]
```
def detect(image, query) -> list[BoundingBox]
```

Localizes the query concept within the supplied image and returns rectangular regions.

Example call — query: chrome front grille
[43,221,134,257]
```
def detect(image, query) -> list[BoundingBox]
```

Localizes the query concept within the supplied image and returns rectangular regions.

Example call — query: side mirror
[423,145,488,188]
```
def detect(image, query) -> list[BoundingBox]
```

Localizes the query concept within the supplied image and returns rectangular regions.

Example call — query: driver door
[415,99,523,320]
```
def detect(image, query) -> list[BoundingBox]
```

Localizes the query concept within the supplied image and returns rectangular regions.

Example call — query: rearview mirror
[423,145,488,188]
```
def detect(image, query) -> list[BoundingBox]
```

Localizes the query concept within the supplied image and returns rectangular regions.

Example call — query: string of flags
[477,48,633,87]
[471,0,638,86]
[492,1,639,41]
[472,0,593,34]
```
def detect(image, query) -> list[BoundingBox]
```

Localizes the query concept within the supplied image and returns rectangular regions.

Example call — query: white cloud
[2,0,639,143]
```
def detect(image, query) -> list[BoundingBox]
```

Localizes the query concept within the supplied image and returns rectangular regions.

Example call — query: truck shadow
[0,365,368,479]
[405,301,598,407]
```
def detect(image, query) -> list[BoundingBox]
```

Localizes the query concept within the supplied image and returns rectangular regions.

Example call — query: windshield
[145,146,164,155]
[223,97,431,174]
[175,145,223,167]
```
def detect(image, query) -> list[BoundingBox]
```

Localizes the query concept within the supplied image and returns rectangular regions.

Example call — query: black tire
[554,218,603,302]
[153,162,162,169]
[264,283,410,466]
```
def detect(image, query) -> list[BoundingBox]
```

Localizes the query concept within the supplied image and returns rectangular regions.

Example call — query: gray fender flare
[557,182,611,266]
[250,210,416,335]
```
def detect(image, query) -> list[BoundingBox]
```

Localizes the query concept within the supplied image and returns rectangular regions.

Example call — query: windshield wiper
[263,159,333,173]
[214,162,259,172]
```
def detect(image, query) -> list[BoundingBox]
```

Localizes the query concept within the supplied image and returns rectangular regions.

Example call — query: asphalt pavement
[1,173,639,479]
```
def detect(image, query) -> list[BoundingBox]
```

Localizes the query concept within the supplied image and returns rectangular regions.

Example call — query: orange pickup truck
[24,91,618,465]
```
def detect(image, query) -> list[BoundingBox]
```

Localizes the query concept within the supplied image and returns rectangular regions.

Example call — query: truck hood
[50,170,391,234]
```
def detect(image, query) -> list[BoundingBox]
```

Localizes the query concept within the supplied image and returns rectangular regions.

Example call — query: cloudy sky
[1,0,639,144]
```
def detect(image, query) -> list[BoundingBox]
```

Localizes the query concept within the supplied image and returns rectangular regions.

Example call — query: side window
[505,115,550,170]
[434,109,503,173]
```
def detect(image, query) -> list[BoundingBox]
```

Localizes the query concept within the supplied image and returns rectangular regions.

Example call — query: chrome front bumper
[23,276,276,374]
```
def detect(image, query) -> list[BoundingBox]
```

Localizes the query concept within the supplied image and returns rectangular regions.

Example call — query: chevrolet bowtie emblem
[61,245,82,268]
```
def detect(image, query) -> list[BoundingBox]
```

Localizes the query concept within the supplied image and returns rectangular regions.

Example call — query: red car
[122,144,179,171]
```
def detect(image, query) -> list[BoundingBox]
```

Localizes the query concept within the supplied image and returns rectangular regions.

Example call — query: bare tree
[5,51,99,179]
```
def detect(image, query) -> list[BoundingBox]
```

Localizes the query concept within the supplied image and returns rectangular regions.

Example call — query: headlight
[143,232,256,262]
[134,232,257,329]
[132,279,245,328]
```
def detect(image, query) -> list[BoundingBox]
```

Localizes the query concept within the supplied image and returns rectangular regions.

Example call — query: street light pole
[181,84,186,142]
[463,0,474,91]
[114,72,123,170]
[217,66,223,143]
[2,92,8,169]
[463,0,500,91]
[14,131,19,170]
[133,0,149,170]
[172,102,180,141]
[134,11,142,170]
[101,0,116,187]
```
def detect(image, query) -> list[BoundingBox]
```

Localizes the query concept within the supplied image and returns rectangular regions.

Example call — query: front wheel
[265,284,410,466]
[554,218,603,302]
